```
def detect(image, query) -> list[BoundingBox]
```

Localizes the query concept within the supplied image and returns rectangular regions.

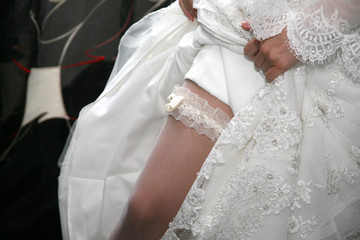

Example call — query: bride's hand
[179,0,197,21]
[242,22,299,82]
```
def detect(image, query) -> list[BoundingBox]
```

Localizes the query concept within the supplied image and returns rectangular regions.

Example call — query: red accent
[11,58,31,73]
[4,3,134,149]
[69,116,78,121]
[12,2,134,73]
[61,56,105,69]
[0,130,18,152]
[62,2,134,69]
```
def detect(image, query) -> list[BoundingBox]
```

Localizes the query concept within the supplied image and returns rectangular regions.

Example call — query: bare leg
[110,80,233,240]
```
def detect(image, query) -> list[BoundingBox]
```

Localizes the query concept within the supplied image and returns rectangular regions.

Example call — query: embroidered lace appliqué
[254,79,302,153]
[327,161,360,195]
[162,69,305,239]
[291,180,312,210]
[165,86,231,142]
[302,61,345,128]
[288,215,317,239]
[160,2,360,239]
[203,164,293,239]
[162,77,267,240]
[161,63,360,239]
[288,153,301,175]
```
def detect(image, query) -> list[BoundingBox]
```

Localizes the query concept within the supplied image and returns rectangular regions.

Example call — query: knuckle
[260,44,270,55]
[267,52,277,63]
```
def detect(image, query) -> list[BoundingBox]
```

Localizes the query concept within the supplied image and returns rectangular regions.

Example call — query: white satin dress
[59,1,360,239]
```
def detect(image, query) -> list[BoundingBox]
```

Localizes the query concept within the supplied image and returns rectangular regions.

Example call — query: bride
[59,0,360,239]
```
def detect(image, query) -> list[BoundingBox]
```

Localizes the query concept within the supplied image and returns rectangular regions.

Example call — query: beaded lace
[160,1,360,239]
[162,64,360,239]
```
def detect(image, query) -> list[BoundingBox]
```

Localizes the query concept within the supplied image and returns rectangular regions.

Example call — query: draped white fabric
[58,4,198,239]
[59,1,360,239]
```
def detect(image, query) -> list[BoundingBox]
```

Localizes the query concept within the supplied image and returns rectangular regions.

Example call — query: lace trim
[193,0,360,81]
[165,86,231,142]
[286,7,360,81]
[249,5,360,81]
[287,8,345,62]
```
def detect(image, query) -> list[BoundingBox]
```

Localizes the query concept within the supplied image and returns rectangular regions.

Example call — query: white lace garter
[165,86,231,142]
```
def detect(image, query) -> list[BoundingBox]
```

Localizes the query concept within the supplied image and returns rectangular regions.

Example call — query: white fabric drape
[58,4,198,239]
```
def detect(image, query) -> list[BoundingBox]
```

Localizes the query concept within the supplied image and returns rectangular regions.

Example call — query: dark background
[0,0,173,238]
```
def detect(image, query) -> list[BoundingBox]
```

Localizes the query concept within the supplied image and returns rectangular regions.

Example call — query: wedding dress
[58,0,360,239]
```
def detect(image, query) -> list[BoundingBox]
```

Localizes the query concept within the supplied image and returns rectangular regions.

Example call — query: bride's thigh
[110,79,233,239]
[138,80,233,207]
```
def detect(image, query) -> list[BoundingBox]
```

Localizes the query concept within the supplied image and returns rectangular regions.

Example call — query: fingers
[244,28,299,83]
[245,39,271,71]
[265,66,282,82]
[179,0,192,21]
[179,0,197,21]
[241,21,251,31]
[253,48,266,69]
[264,53,297,82]
[261,60,272,74]
[244,38,261,60]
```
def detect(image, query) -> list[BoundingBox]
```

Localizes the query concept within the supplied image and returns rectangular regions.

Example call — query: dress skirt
[59,2,360,239]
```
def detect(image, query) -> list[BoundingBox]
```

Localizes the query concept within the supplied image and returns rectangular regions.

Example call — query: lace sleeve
[245,0,360,80]
[285,0,360,79]
[193,0,360,80]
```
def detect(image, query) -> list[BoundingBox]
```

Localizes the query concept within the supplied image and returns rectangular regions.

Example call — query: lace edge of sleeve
[249,14,288,41]
[165,86,231,142]
[286,7,360,81]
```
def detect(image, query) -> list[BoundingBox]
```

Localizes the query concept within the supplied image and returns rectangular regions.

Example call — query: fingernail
[241,21,251,31]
